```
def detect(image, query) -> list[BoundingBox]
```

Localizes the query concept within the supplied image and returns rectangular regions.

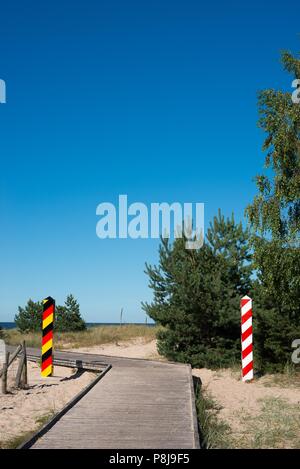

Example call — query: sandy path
[0,359,94,447]
[67,337,162,360]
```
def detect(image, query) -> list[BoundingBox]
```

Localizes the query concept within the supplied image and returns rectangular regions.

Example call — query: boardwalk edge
[17,364,112,449]
[188,365,201,449]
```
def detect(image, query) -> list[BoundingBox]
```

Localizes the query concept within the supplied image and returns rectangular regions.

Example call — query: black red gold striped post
[41,296,55,377]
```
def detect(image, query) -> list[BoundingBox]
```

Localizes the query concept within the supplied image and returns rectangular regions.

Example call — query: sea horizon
[0,321,155,330]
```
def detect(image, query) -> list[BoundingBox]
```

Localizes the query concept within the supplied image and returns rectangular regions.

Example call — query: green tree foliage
[14,299,43,332]
[207,210,252,296]
[15,295,86,332]
[53,305,68,332]
[246,50,300,372]
[142,211,252,368]
[55,294,86,332]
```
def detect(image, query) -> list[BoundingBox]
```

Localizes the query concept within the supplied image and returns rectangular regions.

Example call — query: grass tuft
[0,411,56,449]
[261,369,300,389]
[231,396,300,449]
[194,382,232,449]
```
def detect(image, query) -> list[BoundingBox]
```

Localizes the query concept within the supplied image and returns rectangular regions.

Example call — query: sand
[192,367,300,443]
[68,337,162,360]
[0,359,95,448]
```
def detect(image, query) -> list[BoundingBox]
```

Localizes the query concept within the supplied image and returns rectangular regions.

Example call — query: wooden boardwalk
[12,348,200,449]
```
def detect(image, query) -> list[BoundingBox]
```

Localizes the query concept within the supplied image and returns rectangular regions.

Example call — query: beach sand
[0,359,95,448]
[68,337,162,360]
[192,367,300,447]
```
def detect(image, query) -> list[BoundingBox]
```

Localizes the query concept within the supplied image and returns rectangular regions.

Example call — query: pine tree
[55,294,86,332]
[207,209,252,296]
[142,211,252,368]
[246,50,300,371]
[206,210,252,356]
[15,295,86,333]
[14,299,43,332]
[53,305,68,332]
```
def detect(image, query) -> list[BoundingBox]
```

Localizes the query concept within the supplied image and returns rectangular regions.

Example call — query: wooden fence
[0,341,28,394]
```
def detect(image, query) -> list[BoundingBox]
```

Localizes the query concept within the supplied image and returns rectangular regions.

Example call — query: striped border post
[241,295,253,382]
[41,296,55,377]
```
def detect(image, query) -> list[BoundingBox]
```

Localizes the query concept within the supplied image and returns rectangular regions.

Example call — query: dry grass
[197,391,300,449]
[195,366,300,449]
[231,396,300,449]
[0,431,35,449]
[195,386,232,449]
[260,369,300,389]
[0,411,55,449]
[4,325,159,350]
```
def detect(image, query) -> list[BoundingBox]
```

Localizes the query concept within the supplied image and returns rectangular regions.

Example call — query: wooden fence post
[15,343,25,388]
[21,341,28,388]
[1,351,9,394]
[0,344,22,379]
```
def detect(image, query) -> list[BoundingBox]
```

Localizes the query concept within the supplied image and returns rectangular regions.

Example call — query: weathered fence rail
[26,354,107,372]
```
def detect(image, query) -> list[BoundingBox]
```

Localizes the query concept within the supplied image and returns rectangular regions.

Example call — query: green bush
[14,299,42,332]
[14,295,86,333]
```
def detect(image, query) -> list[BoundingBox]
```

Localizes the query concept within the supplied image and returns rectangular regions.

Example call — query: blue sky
[0,0,299,322]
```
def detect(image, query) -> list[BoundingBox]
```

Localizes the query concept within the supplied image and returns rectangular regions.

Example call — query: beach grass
[232,396,300,449]
[195,383,232,449]
[4,324,159,350]
[0,411,56,449]
[260,367,300,389]
[0,431,36,449]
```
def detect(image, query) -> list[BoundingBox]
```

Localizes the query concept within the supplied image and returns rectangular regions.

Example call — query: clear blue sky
[0,0,299,322]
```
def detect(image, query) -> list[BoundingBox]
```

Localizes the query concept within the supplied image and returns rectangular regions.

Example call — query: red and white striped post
[241,295,253,381]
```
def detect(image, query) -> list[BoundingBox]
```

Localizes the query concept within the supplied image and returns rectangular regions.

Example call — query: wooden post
[15,343,25,388]
[1,351,9,394]
[0,344,22,379]
[21,341,28,388]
